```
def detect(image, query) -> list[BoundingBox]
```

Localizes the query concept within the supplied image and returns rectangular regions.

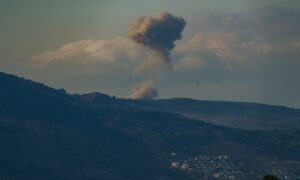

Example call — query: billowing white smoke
[129,82,158,100]
[128,12,186,99]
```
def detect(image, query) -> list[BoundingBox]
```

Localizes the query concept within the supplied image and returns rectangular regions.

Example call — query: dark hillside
[0,72,300,179]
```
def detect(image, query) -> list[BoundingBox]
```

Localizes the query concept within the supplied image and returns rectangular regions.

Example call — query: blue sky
[1,0,300,107]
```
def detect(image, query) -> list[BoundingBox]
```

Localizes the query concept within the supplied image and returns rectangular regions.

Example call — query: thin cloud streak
[32,37,141,66]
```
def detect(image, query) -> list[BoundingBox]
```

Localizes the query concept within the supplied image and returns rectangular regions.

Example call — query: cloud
[129,11,186,73]
[174,5,300,68]
[174,31,243,73]
[243,41,300,55]
[27,6,300,108]
[175,29,300,70]
[176,32,236,59]
[32,37,141,65]
[289,42,300,49]
[177,55,203,69]
[129,82,158,99]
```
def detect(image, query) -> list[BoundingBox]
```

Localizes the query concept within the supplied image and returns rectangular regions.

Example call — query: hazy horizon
[1,0,300,108]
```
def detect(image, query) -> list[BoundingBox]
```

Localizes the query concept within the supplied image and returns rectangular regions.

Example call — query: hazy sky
[1,0,300,108]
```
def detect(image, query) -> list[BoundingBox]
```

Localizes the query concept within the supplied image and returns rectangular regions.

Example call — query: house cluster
[170,153,299,179]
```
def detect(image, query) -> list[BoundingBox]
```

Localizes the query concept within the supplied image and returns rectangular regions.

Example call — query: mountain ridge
[1,71,300,179]
[80,91,300,130]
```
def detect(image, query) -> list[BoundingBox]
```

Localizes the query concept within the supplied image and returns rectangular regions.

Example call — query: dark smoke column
[128,12,186,99]
[129,11,186,73]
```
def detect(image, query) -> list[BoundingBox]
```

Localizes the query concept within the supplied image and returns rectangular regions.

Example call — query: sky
[1,0,300,108]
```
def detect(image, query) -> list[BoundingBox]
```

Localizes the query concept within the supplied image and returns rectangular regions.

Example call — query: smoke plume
[129,82,158,100]
[128,12,186,99]
[129,11,186,73]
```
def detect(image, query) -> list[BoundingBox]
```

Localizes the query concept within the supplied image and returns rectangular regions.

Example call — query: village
[170,153,299,179]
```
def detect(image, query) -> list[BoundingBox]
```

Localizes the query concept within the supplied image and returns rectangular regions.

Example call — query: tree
[262,174,280,180]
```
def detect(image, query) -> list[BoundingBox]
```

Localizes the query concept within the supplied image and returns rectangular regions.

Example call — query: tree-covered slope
[0,72,300,179]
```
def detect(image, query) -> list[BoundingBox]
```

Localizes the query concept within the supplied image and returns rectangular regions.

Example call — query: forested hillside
[1,72,300,179]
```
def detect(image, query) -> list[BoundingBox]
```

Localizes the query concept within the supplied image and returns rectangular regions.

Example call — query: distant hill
[0,72,300,179]
[80,93,300,130]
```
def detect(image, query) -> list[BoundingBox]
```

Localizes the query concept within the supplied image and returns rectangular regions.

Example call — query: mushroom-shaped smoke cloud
[129,11,186,73]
